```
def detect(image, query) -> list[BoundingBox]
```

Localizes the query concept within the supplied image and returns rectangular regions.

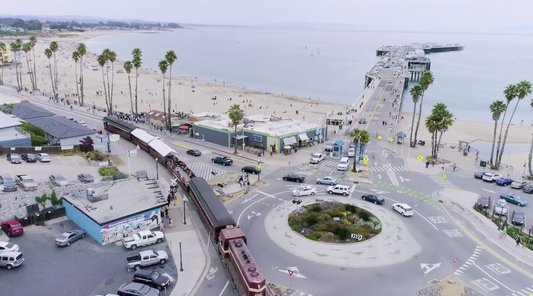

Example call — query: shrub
[309,203,322,213]
[86,150,107,161]
[113,172,126,180]
[358,209,371,221]
[304,233,322,241]
[345,204,358,213]
[304,213,320,227]
[98,166,120,176]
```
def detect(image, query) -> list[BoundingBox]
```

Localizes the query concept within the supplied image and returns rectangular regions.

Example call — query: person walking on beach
[516,236,522,247]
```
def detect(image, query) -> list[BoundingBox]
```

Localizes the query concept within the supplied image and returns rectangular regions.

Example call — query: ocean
[86,26,533,125]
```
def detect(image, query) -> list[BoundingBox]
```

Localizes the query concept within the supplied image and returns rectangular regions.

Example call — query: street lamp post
[183,197,188,225]
[179,240,184,272]
[155,158,159,180]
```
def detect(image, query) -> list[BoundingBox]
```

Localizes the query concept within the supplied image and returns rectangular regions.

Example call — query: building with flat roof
[62,178,167,245]
[8,102,55,120]
[26,116,96,146]
[190,112,328,153]
[0,111,31,147]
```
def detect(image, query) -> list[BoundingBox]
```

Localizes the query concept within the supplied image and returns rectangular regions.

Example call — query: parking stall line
[70,156,79,165]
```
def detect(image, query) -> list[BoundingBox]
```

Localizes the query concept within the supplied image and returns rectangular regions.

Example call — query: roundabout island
[264,196,423,268]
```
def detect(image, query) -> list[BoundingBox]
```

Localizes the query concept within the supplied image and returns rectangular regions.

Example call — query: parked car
[474,171,484,179]
[186,149,201,157]
[6,153,21,164]
[476,195,491,209]
[283,174,305,183]
[495,177,513,186]
[35,153,51,162]
[49,174,68,186]
[292,186,317,196]
[0,242,19,252]
[55,230,86,247]
[327,185,351,196]
[1,220,24,237]
[391,203,414,217]
[511,211,525,226]
[324,142,335,151]
[78,173,95,183]
[500,193,528,207]
[362,194,385,205]
[16,175,37,191]
[132,269,175,291]
[310,153,325,164]
[0,251,25,270]
[241,166,261,174]
[126,250,168,271]
[21,153,37,163]
[117,282,159,296]
[348,148,356,157]
[358,118,367,124]
[211,156,233,166]
[316,176,338,185]
[511,180,528,189]
[494,199,508,216]
[482,172,502,182]
[523,183,533,194]
[0,174,17,192]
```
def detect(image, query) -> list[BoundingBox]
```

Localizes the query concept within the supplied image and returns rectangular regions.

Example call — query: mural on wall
[100,208,160,245]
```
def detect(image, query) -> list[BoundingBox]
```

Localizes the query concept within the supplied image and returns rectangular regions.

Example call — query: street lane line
[386,170,399,186]
[237,196,269,225]
[257,190,276,198]
[218,281,230,296]
[364,85,387,131]
[414,210,439,230]
[473,262,514,292]
[171,142,192,150]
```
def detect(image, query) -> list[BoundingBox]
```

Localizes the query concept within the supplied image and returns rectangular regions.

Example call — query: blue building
[62,178,168,245]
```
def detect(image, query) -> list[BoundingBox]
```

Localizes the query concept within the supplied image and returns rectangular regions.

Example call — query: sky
[3,0,533,32]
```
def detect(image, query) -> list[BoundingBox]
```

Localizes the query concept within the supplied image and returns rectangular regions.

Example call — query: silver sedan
[55,230,86,247]
[316,176,338,185]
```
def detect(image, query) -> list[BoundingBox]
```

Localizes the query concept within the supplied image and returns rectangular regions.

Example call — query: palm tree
[14,39,23,91]
[425,115,439,158]
[158,60,169,129]
[227,104,245,154]
[349,129,370,172]
[493,84,516,169]
[29,36,38,90]
[497,81,532,169]
[22,43,34,90]
[44,48,54,98]
[77,43,86,106]
[132,48,142,114]
[529,99,533,176]
[49,41,59,100]
[409,85,422,147]
[97,54,110,114]
[488,101,506,167]
[9,42,20,91]
[72,51,80,105]
[165,50,177,130]
[102,49,117,113]
[124,61,134,115]
[434,104,454,155]
[0,42,6,85]
[413,71,434,146]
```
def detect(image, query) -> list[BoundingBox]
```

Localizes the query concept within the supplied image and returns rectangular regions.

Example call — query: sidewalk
[436,188,533,271]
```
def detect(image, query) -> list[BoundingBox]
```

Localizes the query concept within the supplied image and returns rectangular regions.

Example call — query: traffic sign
[363,157,369,162]
[417,155,423,162]
[288,270,294,276]
[443,174,447,182]
[258,164,262,170]
[378,136,382,140]
[389,138,393,143]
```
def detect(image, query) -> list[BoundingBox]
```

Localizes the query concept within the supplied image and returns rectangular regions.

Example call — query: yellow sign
[378,136,382,140]
[417,155,423,162]
[389,138,393,143]
[443,174,447,182]
[258,164,262,170]
[363,157,369,162]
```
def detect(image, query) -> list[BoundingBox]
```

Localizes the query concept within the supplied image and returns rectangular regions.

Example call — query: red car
[1,220,24,237]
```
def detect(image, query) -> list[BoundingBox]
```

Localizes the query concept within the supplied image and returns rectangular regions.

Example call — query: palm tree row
[156,51,178,130]
[97,49,117,114]
[5,38,39,92]
[491,81,532,170]
[9,39,23,91]
[424,103,454,158]
[70,43,87,106]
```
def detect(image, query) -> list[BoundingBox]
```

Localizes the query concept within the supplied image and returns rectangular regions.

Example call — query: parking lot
[0,218,177,296]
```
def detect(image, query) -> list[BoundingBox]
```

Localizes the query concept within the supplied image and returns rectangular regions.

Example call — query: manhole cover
[104,278,114,285]
[429,279,439,285]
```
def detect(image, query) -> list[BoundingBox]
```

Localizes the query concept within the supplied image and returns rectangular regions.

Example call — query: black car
[133,269,174,290]
[241,166,261,174]
[474,171,484,179]
[511,210,525,226]
[6,153,21,164]
[523,183,533,194]
[21,153,37,163]
[186,149,201,156]
[0,174,17,192]
[212,156,233,166]
[358,118,367,124]
[282,174,305,183]
[361,194,385,205]
[77,173,94,183]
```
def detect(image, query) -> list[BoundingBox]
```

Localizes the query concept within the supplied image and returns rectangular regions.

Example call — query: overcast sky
[4,0,533,32]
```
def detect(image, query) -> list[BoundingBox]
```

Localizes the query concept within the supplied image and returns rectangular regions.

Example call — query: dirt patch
[109,155,125,166]
[439,277,467,296]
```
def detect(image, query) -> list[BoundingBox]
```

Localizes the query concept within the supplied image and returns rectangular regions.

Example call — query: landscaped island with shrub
[288,201,381,243]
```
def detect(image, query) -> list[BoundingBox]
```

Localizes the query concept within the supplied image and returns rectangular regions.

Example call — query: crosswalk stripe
[187,163,227,181]
[369,166,407,172]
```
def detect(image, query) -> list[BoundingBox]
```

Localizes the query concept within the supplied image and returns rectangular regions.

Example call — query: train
[103,116,266,296]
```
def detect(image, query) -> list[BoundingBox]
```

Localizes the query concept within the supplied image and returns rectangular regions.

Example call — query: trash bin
[480,160,487,167]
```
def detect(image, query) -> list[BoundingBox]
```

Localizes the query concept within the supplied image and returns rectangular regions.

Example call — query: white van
[0,251,24,270]
[337,157,351,171]
[348,148,355,157]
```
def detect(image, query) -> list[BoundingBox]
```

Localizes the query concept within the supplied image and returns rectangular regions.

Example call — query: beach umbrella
[156,79,161,82]
[178,82,182,85]
[179,125,189,130]
[191,85,196,89]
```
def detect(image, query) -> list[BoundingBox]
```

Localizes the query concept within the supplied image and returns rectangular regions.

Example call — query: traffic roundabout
[264,196,422,268]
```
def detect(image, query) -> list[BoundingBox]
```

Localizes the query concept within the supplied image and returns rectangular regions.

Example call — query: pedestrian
[516,236,522,247]
[247,180,251,190]
[169,218,173,229]
[160,222,164,232]
[166,214,170,224]
[245,172,249,181]
[270,151,273,157]
[453,163,457,172]
[425,161,429,169]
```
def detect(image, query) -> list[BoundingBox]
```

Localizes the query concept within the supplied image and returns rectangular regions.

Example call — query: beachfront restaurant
[190,113,328,154]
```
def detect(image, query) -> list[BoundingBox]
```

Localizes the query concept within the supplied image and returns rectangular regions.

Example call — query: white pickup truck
[122,230,165,250]
[15,175,38,191]
[126,250,168,271]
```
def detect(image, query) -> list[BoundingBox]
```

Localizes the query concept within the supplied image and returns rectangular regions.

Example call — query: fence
[1,145,79,155]
[14,206,66,227]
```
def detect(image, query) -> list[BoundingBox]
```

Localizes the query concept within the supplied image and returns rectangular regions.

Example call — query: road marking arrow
[279,267,307,278]
[228,210,233,214]
[482,188,496,194]
[421,263,442,275]
[248,211,261,219]
[378,174,382,180]
[399,176,410,182]
[370,189,389,195]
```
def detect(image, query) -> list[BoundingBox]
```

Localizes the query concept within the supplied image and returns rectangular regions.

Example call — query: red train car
[103,116,136,140]
[219,226,266,296]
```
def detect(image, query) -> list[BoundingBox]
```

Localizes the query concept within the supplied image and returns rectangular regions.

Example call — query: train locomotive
[103,116,266,296]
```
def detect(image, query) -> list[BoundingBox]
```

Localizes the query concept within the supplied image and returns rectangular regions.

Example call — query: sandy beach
[0,30,349,124]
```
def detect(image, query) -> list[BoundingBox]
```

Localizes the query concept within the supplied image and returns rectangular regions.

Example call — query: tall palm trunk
[47,60,54,98]
[409,103,417,147]
[53,52,58,100]
[413,92,425,145]
[15,53,21,91]
[18,52,23,90]
[489,120,498,166]
[162,75,166,129]
[494,104,509,169]
[167,68,172,130]
[1,63,4,85]
[134,68,139,114]
[32,47,38,90]
[110,61,115,114]
[74,61,80,105]
[497,102,520,168]
[101,67,109,114]
[437,131,445,155]
[79,56,84,106]
[105,63,111,110]
[24,54,33,90]
[528,134,533,177]
[127,73,134,115]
